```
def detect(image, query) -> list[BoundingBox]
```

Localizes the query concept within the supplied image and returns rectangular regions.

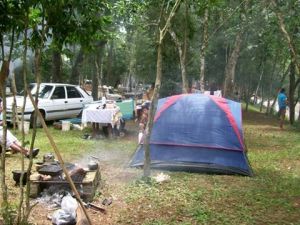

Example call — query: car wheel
[30,110,45,128]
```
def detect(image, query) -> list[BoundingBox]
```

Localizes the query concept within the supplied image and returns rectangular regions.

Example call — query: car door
[47,85,67,120]
[65,86,85,117]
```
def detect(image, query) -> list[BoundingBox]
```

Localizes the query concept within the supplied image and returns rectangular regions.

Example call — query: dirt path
[29,122,141,224]
[29,157,140,225]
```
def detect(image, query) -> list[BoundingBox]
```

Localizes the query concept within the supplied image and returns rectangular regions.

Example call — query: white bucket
[62,121,71,131]
[18,121,30,134]
[24,121,30,134]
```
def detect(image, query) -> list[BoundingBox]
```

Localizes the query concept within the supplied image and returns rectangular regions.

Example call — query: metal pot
[88,160,99,170]
[43,153,55,163]
[12,170,28,185]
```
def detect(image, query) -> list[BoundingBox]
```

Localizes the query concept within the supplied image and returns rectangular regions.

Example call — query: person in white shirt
[0,98,39,158]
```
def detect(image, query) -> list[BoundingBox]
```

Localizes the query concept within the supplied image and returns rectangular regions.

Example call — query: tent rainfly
[130,94,253,176]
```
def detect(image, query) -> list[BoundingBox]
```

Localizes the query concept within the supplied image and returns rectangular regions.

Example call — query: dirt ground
[29,160,139,225]
[4,121,142,225]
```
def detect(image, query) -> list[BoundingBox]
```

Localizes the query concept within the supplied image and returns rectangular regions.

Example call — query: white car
[6,83,93,126]
[98,85,122,101]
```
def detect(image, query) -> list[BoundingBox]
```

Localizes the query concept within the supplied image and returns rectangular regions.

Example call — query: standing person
[143,83,155,101]
[112,108,125,137]
[277,88,288,130]
[138,104,149,144]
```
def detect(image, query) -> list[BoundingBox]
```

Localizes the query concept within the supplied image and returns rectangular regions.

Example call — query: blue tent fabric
[130,94,253,176]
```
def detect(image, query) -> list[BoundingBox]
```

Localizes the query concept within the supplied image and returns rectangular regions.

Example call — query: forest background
[1,0,300,123]
[1,1,300,224]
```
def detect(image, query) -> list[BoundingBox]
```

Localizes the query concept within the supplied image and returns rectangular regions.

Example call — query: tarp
[130,94,253,176]
[116,99,134,120]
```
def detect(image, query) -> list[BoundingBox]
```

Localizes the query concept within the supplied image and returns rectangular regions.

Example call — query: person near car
[0,98,39,157]
[277,88,288,130]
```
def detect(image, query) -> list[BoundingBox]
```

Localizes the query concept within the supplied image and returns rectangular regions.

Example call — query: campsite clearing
[3,108,300,225]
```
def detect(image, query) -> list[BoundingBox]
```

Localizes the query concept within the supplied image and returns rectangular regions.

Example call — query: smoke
[73,145,131,167]
[72,144,141,184]
[34,189,72,210]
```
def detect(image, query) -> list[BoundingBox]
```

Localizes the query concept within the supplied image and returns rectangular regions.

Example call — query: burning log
[68,166,86,178]
[63,166,87,183]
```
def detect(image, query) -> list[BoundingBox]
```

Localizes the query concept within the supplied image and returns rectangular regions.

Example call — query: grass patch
[2,111,300,224]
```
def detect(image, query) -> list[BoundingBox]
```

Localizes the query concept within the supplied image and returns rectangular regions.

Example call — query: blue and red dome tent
[130,94,253,176]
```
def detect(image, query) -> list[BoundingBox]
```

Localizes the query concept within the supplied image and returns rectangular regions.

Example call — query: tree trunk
[245,88,251,112]
[254,61,264,105]
[17,22,29,224]
[106,40,113,86]
[52,49,62,83]
[199,8,209,93]
[143,43,162,177]
[93,55,100,101]
[92,41,106,101]
[182,0,189,93]
[298,89,300,121]
[271,0,300,76]
[289,59,296,124]
[266,86,272,114]
[298,106,300,122]
[223,31,243,99]
[168,28,188,93]
[69,48,84,84]
[168,0,189,94]
[0,27,15,222]
[10,72,19,130]
[0,60,9,206]
[266,52,278,114]
[24,47,42,221]
[128,53,135,93]
[143,0,182,177]
[260,87,264,112]
[25,22,46,224]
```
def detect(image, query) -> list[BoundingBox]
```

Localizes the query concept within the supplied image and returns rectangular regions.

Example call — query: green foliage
[0,203,16,225]
[41,0,111,50]
[191,206,212,223]
[0,0,298,98]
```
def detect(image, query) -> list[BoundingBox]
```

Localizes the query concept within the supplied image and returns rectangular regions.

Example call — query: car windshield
[38,85,53,99]
[19,84,54,99]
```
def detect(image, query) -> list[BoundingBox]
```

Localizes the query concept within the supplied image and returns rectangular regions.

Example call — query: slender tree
[199,8,209,92]
[143,0,182,177]
[223,0,249,99]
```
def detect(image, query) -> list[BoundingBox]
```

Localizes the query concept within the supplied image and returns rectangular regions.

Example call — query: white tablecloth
[81,104,119,125]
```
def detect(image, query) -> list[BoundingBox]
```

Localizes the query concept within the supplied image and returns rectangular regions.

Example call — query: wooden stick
[27,91,93,225]
[76,205,89,225]
[32,180,84,184]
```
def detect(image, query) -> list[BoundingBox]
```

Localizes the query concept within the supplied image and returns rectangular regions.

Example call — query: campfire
[29,153,101,202]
